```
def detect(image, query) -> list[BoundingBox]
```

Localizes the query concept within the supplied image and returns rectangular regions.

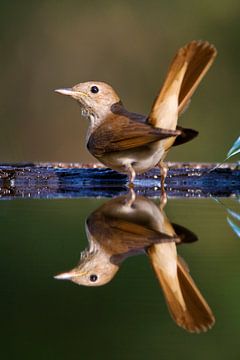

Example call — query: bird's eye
[89,274,98,282]
[90,86,99,94]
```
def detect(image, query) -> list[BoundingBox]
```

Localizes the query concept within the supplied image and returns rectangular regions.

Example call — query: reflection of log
[0,162,239,199]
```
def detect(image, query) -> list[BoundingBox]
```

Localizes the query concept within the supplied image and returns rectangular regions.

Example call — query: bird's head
[55,81,121,123]
[54,248,119,287]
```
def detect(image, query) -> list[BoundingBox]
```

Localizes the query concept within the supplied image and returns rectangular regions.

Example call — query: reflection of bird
[55,190,215,333]
[55,190,178,286]
[55,41,216,186]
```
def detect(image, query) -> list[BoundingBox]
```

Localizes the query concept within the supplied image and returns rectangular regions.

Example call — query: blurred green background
[0,0,239,163]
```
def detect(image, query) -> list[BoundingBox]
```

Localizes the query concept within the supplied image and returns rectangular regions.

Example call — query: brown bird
[55,190,215,333]
[55,41,217,186]
[55,190,178,286]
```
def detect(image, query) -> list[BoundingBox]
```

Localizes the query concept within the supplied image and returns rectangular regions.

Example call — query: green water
[1,197,240,359]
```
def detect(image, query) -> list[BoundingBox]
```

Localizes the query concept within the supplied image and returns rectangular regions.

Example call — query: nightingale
[55,40,216,186]
[55,190,215,333]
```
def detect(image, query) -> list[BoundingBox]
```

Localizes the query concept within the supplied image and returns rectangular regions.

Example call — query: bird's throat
[85,113,103,142]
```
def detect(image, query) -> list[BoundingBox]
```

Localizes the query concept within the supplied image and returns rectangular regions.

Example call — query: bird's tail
[148,243,215,333]
[148,40,217,129]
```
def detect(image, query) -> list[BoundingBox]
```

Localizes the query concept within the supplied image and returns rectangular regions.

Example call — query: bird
[54,190,178,286]
[55,190,215,333]
[55,41,217,187]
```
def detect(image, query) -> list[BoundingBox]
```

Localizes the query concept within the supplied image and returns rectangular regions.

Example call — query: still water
[1,194,240,359]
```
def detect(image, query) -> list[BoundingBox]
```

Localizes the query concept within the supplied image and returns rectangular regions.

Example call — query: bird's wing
[87,213,177,255]
[108,218,177,248]
[87,116,180,156]
[148,41,217,127]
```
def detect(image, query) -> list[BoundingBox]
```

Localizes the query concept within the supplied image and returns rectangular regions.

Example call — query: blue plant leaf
[227,209,240,221]
[209,136,240,172]
[226,136,240,159]
[227,217,240,238]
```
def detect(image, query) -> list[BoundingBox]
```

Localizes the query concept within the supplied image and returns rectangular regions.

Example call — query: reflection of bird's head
[55,81,120,123]
[55,246,119,287]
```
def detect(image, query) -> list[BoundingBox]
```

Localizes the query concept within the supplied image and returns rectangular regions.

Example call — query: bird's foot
[128,182,135,189]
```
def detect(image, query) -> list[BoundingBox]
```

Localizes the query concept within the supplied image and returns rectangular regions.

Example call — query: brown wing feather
[108,218,176,244]
[173,126,198,146]
[148,40,217,127]
[149,245,215,333]
[178,41,217,115]
[148,45,189,128]
[87,212,177,255]
[176,257,215,332]
[87,116,180,156]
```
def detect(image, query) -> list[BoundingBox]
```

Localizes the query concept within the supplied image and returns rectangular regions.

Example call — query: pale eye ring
[90,86,99,94]
[89,274,98,282]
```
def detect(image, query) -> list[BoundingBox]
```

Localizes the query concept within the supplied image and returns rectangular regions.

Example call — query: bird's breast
[91,140,168,174]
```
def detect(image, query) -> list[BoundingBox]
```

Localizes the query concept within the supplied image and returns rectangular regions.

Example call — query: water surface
[1,196,240,359]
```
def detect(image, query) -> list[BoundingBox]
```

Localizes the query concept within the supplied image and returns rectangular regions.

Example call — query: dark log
[0,162,239,199]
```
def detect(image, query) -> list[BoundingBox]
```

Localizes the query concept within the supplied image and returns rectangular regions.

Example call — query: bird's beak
[54,269,87,280]
[54,88,87,98]
[54,88,76,96]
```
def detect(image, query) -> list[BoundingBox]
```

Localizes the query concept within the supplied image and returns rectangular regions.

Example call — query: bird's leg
[126,164,136,188]
[159,161,168,194]
[124,188,136,207]
[159,191,168,210]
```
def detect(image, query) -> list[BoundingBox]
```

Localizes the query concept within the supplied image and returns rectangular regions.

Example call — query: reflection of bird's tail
[148,243,215,333]
[149,41,217,129]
